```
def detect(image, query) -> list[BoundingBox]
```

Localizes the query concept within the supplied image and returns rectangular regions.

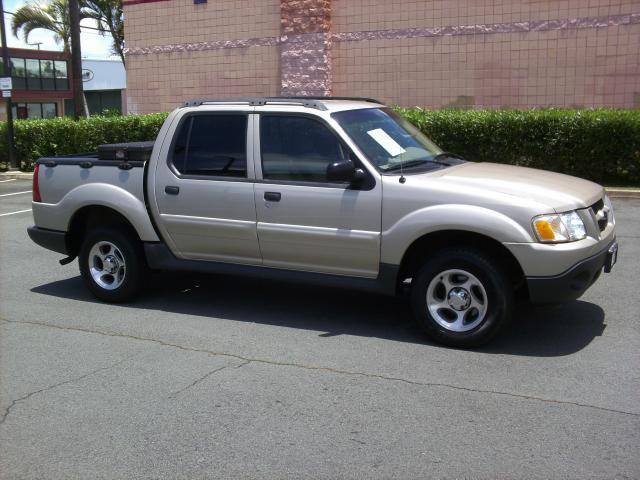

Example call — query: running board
[143,242,399,296]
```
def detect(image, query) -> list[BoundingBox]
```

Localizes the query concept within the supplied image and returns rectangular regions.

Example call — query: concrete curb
[2,170,640,198]
[605,188,640,199]
[0,171,33,180]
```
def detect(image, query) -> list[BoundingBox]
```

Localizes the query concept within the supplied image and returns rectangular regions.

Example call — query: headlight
[532,211,586,243]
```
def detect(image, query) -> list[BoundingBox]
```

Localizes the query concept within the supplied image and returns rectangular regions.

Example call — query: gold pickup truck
[27,97,618,347]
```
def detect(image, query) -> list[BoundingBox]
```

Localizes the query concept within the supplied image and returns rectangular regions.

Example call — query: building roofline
[82,58,124,63]
[5,47,69,60]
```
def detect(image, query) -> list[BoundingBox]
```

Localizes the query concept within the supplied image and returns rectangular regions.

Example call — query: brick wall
[124,0,281,113]
[331,0,640,108]
[123,0,640,112]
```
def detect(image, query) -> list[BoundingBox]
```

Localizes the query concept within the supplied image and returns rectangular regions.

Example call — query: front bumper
[27,226,69,255]
[526,238,617,304]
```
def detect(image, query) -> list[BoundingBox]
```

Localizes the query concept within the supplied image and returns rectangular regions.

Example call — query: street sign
[2,90,10,98]
[0,77,12,90]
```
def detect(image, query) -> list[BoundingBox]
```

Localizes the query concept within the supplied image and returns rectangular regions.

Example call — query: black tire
[79,226,147,303]
[410,248,513,348]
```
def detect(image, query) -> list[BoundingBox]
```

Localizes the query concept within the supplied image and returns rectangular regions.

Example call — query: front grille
[590,198,608,232]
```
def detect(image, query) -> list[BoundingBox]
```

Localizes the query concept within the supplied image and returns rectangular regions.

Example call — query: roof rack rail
[182,96,383,110]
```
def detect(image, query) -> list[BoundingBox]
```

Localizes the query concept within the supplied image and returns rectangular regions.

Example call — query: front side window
[260,115,350,182]
[332,108,442,172]
[172,114,247,177]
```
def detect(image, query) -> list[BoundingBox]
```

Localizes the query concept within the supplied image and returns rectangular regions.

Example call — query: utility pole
[68,0,84,119]
[0,0,18,169]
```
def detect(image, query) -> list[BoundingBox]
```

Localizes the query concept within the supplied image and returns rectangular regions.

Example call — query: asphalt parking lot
[0,178,639,479]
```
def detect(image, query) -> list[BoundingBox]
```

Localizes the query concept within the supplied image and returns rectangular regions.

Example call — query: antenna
[392,57,406,184]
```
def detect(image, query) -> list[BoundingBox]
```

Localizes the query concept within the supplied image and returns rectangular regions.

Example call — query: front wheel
[79,227,147,303]
[410,248,513,348]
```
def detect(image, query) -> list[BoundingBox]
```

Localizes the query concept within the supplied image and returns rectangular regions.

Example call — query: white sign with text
[0,77,12,90]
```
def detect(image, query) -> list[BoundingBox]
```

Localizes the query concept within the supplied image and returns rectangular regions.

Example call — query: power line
[2,9,106,33]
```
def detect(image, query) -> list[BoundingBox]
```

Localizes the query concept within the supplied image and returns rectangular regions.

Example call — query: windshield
[332,108,442,171]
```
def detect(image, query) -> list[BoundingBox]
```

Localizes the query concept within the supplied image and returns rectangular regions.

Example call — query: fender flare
[63,183,160,242]
[381,204,533,265]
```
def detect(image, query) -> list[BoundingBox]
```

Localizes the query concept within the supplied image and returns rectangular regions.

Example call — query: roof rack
[182,96,383,110]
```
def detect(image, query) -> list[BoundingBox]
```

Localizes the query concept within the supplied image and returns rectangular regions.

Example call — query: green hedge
[1,109,639,185]
[398,108,640,186]
[0,113,168,170]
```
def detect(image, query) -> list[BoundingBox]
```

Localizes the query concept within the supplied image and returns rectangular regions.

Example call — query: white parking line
[0,190,32,197]
[0,179,17,183]
[0,209,32,217]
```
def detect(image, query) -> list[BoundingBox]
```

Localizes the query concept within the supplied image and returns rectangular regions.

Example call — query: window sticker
[366,128,406,157]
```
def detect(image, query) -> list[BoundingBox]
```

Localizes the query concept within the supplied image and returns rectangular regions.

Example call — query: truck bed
[36,154,146,205]
[32,149,159,242]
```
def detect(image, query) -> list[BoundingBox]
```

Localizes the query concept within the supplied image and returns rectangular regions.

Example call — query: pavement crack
[0,353,137,427]
[169,360,247,398]
[3,318,639,418]
[234,359,251,369]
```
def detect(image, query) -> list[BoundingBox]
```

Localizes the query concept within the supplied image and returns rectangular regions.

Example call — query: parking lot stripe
[0,179,17,183]
[0,190,32,197]
[0,209,32,217]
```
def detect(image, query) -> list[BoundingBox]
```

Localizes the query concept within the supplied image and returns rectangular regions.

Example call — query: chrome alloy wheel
[426,269,488,332]
[88,241,126,290]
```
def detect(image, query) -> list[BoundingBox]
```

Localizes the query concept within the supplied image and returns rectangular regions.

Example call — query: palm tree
[12,0,125,66]
[83,0,125,65]
[11,0,75,53]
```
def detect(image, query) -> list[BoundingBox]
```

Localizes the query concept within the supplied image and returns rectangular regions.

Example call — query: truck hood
[433,162,604,212]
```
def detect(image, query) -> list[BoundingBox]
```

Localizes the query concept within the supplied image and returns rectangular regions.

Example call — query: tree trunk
[69,0,86,119]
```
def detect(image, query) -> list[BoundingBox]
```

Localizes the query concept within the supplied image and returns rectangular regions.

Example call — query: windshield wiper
[431,152,466,165]
[381,159,435,172]
[382,152,466,173]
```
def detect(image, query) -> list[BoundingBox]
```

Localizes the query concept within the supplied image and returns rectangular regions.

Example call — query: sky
[3,0,115,59]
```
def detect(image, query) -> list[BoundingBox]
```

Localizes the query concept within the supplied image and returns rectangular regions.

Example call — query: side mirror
[326,160,365,185]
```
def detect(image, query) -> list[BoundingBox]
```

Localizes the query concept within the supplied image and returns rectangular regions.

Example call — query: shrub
[1,108,639,185]
[0,113,168,171]
[397,108,640,186]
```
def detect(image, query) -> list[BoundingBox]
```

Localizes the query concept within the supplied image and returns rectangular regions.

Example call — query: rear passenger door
[153,110,261,264]
[253,113,382,277]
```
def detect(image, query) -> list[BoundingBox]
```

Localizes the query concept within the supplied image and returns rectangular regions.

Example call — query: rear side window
[260,115,349,182]
[172,114,247,177]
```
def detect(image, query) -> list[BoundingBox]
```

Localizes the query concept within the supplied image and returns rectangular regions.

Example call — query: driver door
[253,113,382,277]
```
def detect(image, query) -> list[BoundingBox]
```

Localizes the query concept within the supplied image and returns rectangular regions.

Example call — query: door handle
[264,192,281,202]
[165,186,180,195]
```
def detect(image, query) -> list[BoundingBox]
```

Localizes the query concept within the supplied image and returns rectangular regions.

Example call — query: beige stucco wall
[331,0,640,108]
[123,0,640,112]
[124,0,281,114]
[126,47,280,114]
[124,0,281,48]
[332,0,638,33]
[331,28,640,108]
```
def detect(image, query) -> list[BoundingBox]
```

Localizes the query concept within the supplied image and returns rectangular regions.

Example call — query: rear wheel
[410,248,513,347]
[79,227,147,302]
